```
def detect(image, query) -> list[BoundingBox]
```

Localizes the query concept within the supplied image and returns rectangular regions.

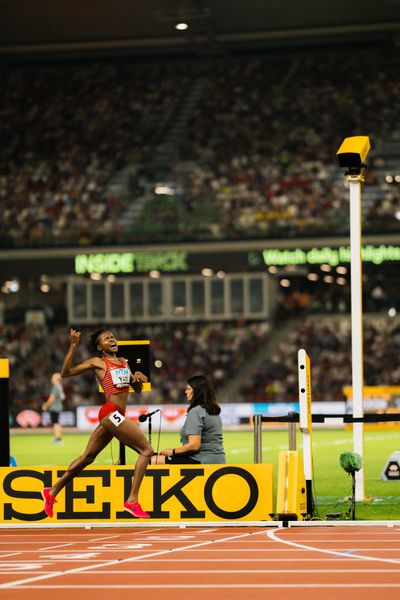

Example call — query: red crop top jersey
[100,357,131,398]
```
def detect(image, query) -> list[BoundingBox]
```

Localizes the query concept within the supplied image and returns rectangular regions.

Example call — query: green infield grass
[9,427,400,520]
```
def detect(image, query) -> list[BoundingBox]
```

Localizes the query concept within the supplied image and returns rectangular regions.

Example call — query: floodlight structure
[337,136,371,172]
[336,136,371,501]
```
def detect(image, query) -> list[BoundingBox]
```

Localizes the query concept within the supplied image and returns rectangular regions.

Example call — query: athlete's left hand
[132,371,148,382]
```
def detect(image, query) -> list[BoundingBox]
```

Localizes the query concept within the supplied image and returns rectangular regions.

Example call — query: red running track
[0,526,399,600]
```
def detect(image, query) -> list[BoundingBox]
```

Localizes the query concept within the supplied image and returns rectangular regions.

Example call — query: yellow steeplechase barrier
[298,348,314,517]
[276,450,307,521]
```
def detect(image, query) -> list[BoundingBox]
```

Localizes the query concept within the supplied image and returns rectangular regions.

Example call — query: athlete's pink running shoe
[42,488,57,518]
[123,500,150,518]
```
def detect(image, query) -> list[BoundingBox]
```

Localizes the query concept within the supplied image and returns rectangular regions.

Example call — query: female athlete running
[41,328,154,519]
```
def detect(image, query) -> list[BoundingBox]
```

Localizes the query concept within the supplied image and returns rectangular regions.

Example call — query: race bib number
[108,411,125,427]
[110,366,130,388]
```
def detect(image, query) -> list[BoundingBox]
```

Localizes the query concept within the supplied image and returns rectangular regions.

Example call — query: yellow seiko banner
[0,464,273,524]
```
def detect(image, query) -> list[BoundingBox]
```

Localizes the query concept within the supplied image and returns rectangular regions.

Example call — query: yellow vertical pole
[0,359,10,467]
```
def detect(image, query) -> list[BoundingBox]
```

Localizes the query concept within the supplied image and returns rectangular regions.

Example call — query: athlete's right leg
[50,425,113,497]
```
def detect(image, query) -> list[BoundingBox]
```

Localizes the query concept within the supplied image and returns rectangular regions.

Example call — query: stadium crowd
[240,316,400,403]
[132,53,400,241]
[8,321,270,411]
[1,51,400,247]
[2,47,400,423]
[6,308,400,412]
[0,62,186,247]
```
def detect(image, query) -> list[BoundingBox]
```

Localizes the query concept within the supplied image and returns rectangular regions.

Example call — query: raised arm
[60,329,101,378]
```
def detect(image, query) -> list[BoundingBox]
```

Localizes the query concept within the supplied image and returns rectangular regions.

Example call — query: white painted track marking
[47,568,400,574]
[41,553,100,560]
[90,534,122,542]
[8,584,400,589]
[0,564,46,571]
[197,529,214,533]
[267,529,400,565]
[124,557,380,562]
[140,535,194,540]
[1,547,398,554]
[0,528,268,589]
[40,543,74,551]
[87,543,151,550]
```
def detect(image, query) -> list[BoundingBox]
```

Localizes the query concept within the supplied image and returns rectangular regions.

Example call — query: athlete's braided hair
[90,329,108,356]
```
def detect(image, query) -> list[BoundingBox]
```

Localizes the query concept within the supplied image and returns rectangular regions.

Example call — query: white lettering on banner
[108,411,125,427]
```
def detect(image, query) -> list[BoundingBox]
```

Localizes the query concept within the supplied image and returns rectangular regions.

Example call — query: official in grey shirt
[153,374,226,464]
[42,372,65,444]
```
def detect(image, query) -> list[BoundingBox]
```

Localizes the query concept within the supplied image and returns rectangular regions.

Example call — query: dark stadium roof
[1,0,400,59]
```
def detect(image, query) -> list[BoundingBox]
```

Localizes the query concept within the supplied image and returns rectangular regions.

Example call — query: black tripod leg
[351,472,356,520]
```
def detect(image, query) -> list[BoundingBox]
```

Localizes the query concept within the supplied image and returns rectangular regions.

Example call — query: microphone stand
[148,414,152,445]
[119,415,153,464]
[119,410,158,464]
[119,441,126,465]
[119,418,151,464]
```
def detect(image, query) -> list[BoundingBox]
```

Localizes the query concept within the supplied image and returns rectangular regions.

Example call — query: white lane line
[65,568,400,574]
[0,528,165,543]
[178,538,400,543]
[272,532,400,536]
[40,543,74,551]
[0,557,376,564]
[0,528,268,589]
[0,542,72,545]
[9,584,400,589]
[0,535,86,538]
[169,548,400,552]
[288,536,400,539]
[93,527,165,539]
[78,547,400,552]
[0,553,20,558]
[107,538,400,543]
[0,561,53,563]
[112,557,384,562]
[5,547,400,554]
[0,572,55,575]
[90,534,122,543]
[267,529,400,565]
[259,539,400,543]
